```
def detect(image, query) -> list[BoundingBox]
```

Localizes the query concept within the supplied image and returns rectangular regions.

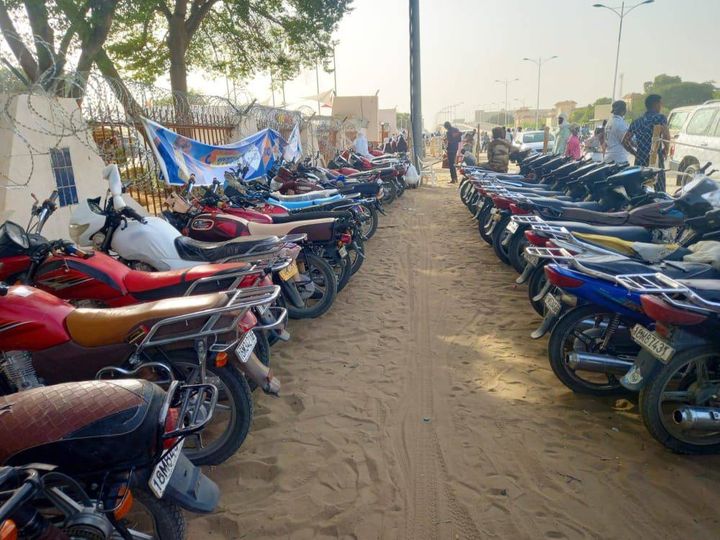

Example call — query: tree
[108,1,352,105]
[643,73,716,110]
[0,0,118,96]
[594,97,612,105]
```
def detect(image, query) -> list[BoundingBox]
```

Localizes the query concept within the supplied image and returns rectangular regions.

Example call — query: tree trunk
[71,0,118,98]
[0,0,38,83]
[94,47,142,118]
[167,12,190,123]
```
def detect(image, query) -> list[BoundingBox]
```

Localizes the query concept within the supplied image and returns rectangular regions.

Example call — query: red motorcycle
[0,379,219,538]
[0,280,281,466]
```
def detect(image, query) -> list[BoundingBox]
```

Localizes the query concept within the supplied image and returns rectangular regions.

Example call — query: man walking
[444,121,461,183]
[623,94,670,167]
[604,100,631,165]
[553,114,570,155]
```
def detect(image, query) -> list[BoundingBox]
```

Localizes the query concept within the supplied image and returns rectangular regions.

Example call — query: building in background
[622,93,645,113]
[332,95,379,143]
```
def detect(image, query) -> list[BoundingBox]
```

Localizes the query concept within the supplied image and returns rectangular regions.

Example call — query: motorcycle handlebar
[121,206,147,224]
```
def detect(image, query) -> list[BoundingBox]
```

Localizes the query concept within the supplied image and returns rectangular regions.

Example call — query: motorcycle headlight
[68,222,89,245]
[91,232,105,249]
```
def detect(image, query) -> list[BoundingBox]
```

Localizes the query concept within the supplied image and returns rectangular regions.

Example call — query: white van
[669,100,720,176]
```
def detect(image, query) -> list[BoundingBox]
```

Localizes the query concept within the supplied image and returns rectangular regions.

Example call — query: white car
[669,100,720,177]
[513,130,555,152]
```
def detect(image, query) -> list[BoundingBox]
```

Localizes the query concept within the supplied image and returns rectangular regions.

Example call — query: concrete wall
[0,94,108,241]
[332,96,379,143]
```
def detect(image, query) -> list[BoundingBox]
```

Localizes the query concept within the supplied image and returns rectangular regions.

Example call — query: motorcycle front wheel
[283,251,338,319]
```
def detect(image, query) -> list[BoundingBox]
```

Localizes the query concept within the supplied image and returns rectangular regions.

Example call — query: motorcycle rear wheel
[491,214,512,265]
[357,204,379,241]
[170,354,253,466]
[284,251,337,319]
[382,181,397,205]
[128,491,187,539]
[507,227,530,274]
[640,346,720,454]
[547,305,634,396]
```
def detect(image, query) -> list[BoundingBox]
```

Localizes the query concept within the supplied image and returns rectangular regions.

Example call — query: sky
[187,0,719,128]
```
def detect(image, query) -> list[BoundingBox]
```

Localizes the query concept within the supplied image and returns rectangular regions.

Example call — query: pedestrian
[565,125,582,160]
[623,94,670,166]
[481,131,490,152]
[390,135,397,153]
[477,126,517,173]
[554,114,570,155]
[444,121,462,183]
[460,148,477,166]
[505,127,513,142]
[604,100,631,165]
[353,128,371,157]
[396,131,408,153]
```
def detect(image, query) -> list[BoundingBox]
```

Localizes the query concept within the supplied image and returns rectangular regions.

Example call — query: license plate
[507,221,519,233]
[235,331,258,363]
[631,324,675,364]
[279,261,299,281]
[148,440,184,498]
[339,246,348,257]
[544,294,562,316]
[525,253,539,266]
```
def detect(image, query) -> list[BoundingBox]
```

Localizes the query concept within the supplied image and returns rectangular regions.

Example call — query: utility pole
[332,45,338,95]
[409,0,424,166]
[593,1,654,100]
[315,62,321,115]
[523,56,558,129]
[495,78,519,126]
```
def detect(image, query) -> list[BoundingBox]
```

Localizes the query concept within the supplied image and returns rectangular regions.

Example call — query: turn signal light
[215,351,229,368]
[163,408,180,450]
[544,265,584,289]
[113,488,134,521]
[639,295,707,326]
[0,520,17,540]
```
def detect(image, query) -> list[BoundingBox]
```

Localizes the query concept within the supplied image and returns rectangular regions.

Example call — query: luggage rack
[615,272,720,314]
[511,215,546,225]
[524,245,576,261]
[529,223,573,237]
[183,263,263,296]
[136,284,281,350]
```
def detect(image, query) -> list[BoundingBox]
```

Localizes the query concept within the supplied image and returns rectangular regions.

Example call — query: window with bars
[49,147,78,207]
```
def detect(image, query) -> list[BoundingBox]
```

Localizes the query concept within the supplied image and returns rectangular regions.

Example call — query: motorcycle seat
[272,210,352,224]
[0,380,150,466]
[549,221,652,243]
[174,235,281,262]
[530,198,603,210]
[270,189,338,201]
[124,262,254,299]
[579,255,720,279]
[247,217,336,238]
[65,292,227,347]
[677,279,720,302]
[559,208,630,225]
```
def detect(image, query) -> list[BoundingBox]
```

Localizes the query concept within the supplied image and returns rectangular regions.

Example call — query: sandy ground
[189,172,720,540]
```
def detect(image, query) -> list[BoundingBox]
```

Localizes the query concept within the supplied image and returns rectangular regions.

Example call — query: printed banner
[141,117,301,186]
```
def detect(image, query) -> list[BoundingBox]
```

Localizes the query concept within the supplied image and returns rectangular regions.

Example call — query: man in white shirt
[353,128,371,157]
[604,100,631,164]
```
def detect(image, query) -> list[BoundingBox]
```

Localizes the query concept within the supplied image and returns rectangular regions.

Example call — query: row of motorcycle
[0,150,411,539]
[459,151,720,455]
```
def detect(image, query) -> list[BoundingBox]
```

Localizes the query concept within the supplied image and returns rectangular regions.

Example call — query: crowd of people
[441,93,671,177]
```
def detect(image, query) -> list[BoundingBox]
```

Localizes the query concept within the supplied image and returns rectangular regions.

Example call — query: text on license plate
[631,324,675,363]
[149,440,184,498]
[236,331,258,363]
[279,261,299,281]
[507,221,519,233]
[544,294,561,315]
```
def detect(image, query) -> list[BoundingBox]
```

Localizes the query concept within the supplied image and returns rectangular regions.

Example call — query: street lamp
[523,56,558,130]
[593,1,654,100]
[495,78,519,127]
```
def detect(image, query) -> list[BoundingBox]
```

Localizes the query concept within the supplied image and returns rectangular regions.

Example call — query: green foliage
[570,105,592,125]
[642,73,716,110]
[107,0,352,92]
[593,97,612,105]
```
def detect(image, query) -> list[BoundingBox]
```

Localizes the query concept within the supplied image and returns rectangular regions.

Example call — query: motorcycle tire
[347,238,365,275]
[382,181,397,205]
[639,346,720,454]
[491,214,512,265]
[527,263,548,316]
[478,202,494,245]
[547,305,632,396]
[285,251,337,319]
[396,178,406,197]
[357,204,379,241]
[507,227,530,274]
[132,491,186,539]
[170,354,253,466]
[335,254,353,292]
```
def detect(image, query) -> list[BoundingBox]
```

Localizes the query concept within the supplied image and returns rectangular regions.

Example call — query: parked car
[513,130,555,152]
[669,100,720,178]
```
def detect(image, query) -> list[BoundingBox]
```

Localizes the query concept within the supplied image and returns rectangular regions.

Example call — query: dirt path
[190,176,720,539]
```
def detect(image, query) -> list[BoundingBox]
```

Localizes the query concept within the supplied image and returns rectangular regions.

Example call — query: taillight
[239,311,258,332]
[639,295,707,326]
[491,196,513,210]
[509,203,530,215]
[524,230,548,247]
[163,408,180,450]
[0,520,17,540]
[544,265,584,288]
[340,233,352,245]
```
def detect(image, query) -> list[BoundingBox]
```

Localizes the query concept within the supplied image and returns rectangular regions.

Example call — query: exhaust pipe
[673,407,720,431]
[567,352,633,375]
